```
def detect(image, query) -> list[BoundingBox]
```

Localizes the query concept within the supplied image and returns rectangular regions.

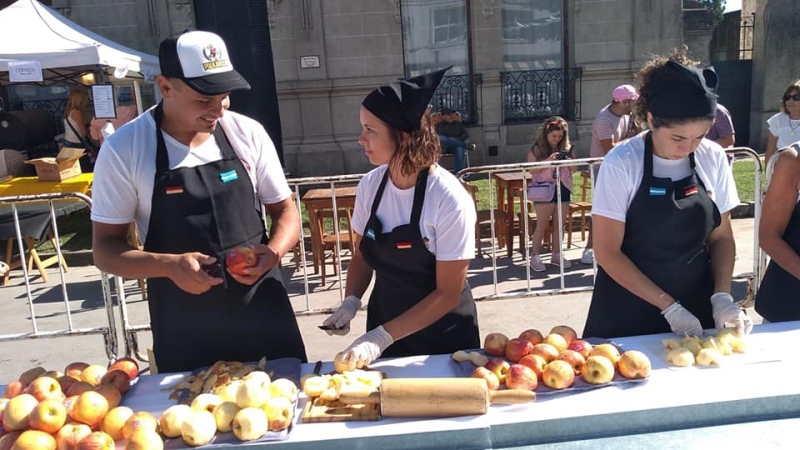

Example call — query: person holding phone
[526,116,575,272]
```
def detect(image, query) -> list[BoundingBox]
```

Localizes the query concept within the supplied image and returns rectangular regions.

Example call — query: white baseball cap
[158,30,250,95]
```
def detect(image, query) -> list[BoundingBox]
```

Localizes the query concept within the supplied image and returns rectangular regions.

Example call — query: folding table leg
[23,237,49,283]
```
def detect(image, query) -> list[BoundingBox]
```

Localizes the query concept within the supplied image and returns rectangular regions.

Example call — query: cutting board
[301,397,381,422]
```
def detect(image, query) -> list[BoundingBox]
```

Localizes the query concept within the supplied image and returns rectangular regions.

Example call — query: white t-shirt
[767,112,800,149]
[351,165,476,261]
[91,107,291,242]
[592,134,740,223]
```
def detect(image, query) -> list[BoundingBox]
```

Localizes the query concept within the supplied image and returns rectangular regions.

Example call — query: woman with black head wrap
[322,68,480,370]
[583,50,753,339]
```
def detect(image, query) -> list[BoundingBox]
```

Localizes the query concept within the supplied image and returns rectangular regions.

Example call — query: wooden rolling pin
[338,378,536,418]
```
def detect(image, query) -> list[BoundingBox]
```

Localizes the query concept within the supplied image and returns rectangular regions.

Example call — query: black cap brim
[183,69,251,95]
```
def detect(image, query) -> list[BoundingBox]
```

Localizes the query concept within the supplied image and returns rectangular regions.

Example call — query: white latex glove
[338,326,395,371]
[710,292,754,335]
[661,302,704,337]
[322,295,361,336]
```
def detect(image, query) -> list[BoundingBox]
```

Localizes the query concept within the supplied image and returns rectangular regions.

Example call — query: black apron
[143,103,307,373]
[583,133,720,338]
[360,168,479,357]
[755,199,800,322]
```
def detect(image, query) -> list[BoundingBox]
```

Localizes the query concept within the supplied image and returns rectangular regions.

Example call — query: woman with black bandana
[322,68,480,370]
[583,51,753,339]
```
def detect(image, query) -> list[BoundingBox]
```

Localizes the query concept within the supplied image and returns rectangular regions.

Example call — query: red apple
[484,359,511,384]
[483,333,509,357]
[505,338,534,363]
[582,355,616,385]
[618,350,652,379]
[99,370,130,395]
[25,377,62,402]
[79,366,106,388]
[542,360,575,390]
[542,333,568,352]
[566,339,593,359]
[549,325,578,344]
[2,394,38,431]
[75,431,114,450]
[55,423,92,450]
[590,343,621,368]
[0,431,21,450]
[71,392,109,428]
[471,367,500,391]
[56,376,79,396]
[18,367,46,387]
[121,411,158,440]
[1,383,23,400]
[518,354,547,380]
[107,358,139,382]
[530,343,559,363]
[555,350,586,375]
[93,385,121,410]
[100,406,133,441]
[64,363,90,380]
[65,382,94,398]
[518,329,544,346]
[505,364,538,390]
[8,429,55,450]
[28,399,67,434]
[226,245,257,275]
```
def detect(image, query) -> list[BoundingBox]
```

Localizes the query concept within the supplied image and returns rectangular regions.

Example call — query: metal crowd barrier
[0,192,118,361]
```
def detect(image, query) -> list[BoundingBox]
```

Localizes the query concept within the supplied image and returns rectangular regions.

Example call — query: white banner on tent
[8,61,43,82]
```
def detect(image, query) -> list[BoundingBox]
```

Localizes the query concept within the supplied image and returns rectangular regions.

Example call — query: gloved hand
[337,326,395,371]
[322,295,361,336]
[710,292,754,335]
[661,302,704,337]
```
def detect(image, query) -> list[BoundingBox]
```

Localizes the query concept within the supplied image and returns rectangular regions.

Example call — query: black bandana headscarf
[647,61,718,118]
[362,67,450,132]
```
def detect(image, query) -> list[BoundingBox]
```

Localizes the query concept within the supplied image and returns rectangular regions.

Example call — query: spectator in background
[582,84,640,265]
[435,108,470,173]
[765,80,800,166]
[705,103,736,148]
[61,90,90,149]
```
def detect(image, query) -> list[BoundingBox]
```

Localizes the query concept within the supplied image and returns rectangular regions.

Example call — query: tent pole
[133,80,143,115]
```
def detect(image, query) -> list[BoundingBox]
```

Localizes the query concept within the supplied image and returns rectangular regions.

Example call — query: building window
[432,5,466,44]
[502,0,563,71]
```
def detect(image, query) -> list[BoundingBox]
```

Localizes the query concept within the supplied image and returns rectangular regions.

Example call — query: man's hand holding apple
[227,244,278,285]
[337,326,395,371]
[170,253,224,294]
[710,292,753,335]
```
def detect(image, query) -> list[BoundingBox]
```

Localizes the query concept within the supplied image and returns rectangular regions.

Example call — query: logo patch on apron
[220,170,238,183]
[684,186,698,196]
[366,229,376,240]
[165,186,183,195]
[396,241,412,250]
[649,187,667,196]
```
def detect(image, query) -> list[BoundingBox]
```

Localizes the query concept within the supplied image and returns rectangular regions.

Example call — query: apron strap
[410,168,430,225]
[370,168,391,219]
[153,102,170,175]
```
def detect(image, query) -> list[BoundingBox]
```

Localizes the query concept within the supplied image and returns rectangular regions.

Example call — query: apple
[483,359,511,384]
[99,370,130,396]
[121,411,158,440]
[542,333,568,352]
[75,431,114,450]
[555,350,586,375]
[618,350,651,379]
[549,325,578,344]
[261,397,294,432]
[566,339,594,359]
[267,379,297,403]
[93,385,121,409]
[56,377,79,396]
[28,399,67,434]
[518,354,547,380]
[65,382,94,398]
[226,245,257,275]
[71,391,109,427]
[9,429,56,450]
[159,404,192,438]
[216,380,243,403]
[243,371,271,385]
[18,367,46,387]
[470,367,500,391]
[64,363,89,380]
[231,407,267,441]
[191,393,224,414]
[483,333,510,357]
[54,423,92,450]
[505,364,538,390]
[541,360,575,390]
[63,395,78,420]
[518,329,544,346]
[79,366,107,388]
[2,383,24,399]
[180,410,216,447]
[107,359,139,382]
[0,431,21,450]
[582,355,615,385]
[590,343,621,368]
[530,343,559,363]
[124,429,163,450]
[236,378,270,409]
[100,406,133,441]
[505,338,534,363]
[2,394,38,431]
[212,402,239,433]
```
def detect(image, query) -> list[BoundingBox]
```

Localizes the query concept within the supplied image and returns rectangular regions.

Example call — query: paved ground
[0,218,763,384]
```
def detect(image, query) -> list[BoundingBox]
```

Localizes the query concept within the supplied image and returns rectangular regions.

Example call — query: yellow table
[0,173,93,197]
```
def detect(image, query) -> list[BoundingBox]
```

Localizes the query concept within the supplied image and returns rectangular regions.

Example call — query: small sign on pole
[91,84,117,119]
[8,61,43,82]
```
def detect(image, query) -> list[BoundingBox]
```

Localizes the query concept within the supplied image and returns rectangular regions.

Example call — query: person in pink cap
[582,84,641,264]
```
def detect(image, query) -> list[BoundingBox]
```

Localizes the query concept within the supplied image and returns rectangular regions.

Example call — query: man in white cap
[583,84,640,265]
[90,30,307,372]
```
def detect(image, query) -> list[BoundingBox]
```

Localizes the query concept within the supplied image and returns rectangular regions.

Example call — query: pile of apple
[0,358,164,450]
[465,325,651,392]
[160,371,297,447]
[662,328,747,367]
